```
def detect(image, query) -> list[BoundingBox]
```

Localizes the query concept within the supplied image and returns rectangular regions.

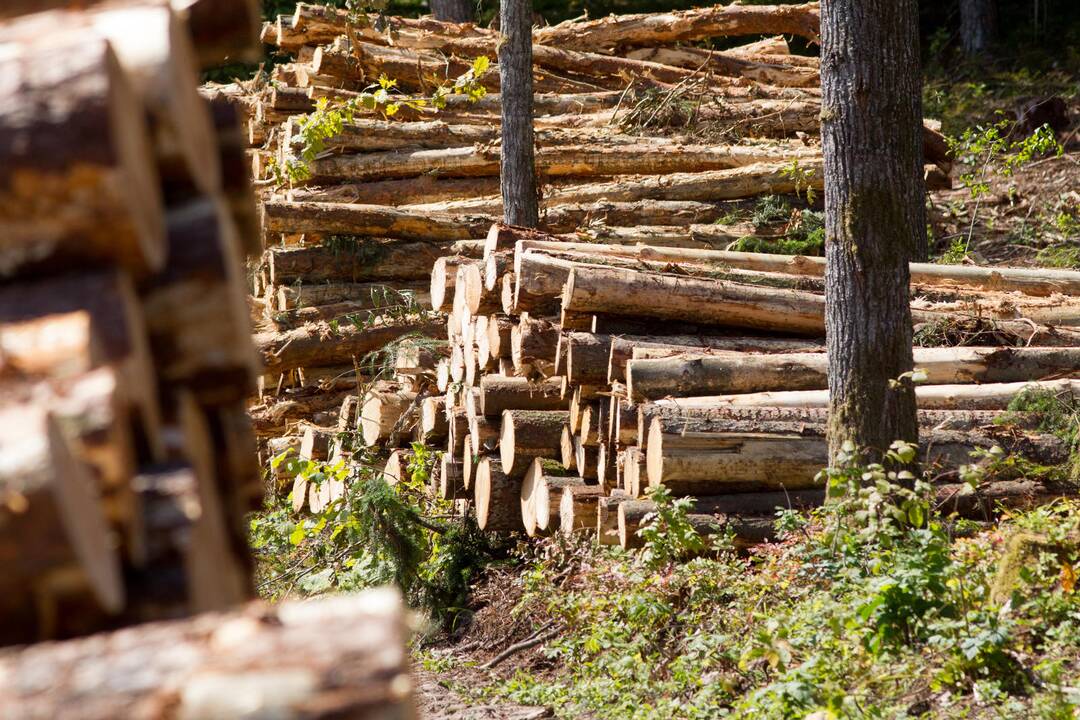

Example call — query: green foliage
[480,440,1080,719]
[938,119,1064,263]
[252,441,505,624]
[637,486,713,568]
[274,57,490,185]
[728,198,825,256]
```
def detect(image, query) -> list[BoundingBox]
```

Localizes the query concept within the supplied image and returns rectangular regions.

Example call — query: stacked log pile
[0,0,256,645]
[244,3,1080,552]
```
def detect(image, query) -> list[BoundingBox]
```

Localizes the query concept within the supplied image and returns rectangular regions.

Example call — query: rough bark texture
[959,0,996,56]
[431,0,475,23]
[499,0,539,227]
[821,0,925,461]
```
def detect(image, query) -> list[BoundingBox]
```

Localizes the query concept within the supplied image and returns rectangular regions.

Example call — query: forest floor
[407,96,1080,719]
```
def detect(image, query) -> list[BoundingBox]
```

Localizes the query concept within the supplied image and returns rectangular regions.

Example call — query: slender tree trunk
[430,0,474,23]
[498,0,539,227]
[959,0,996,56]
[820,0,925,462]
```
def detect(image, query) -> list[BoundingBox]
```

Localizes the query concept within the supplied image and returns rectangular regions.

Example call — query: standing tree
[959,0,996,56]
[430,0,474,23]
[820,0,925,461]
[498,0,539,227]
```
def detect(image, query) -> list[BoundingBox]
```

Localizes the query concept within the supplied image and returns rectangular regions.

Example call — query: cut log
[468,415,499,455]
[300,424,335,461]
[519,458,574,537]
[0,589,416,720]
[144,198,256,402]
[275,280,429,311]
[651,379,1080,412]
[262,201,492,240]
[479,375,567,416]
[511,315,560,375]
[439,454,467,500]
[561,332,613,386]
[596,490,631,545]
[430,255,470,311]
[173,0,261,67]
[0,34,164,278]
[420,396,449,442]
[559,485,606,535]
[358,384,417,446]
[382,449,411,486]
[534,241,1080,298]
[0,270,163,459]
[533,3,821,50]
[499,410,570,478]
[535,475,586,533]
[0,405,124,642]
[627,346,1080,401]
[269,240,482,285]
[644,414,1067,496]
[617,502,775,550]
[474,458,523,533]
[414,161,825,214]
[310,141,816,183]
[255,316,445,373]
[607,334,823,383]
[627,46,818,87]
[563,264,826,335]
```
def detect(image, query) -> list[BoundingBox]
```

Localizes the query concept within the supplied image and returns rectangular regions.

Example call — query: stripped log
[309,142,817,183]
[627,347,1080,401]
[644,414,1067,496]
[607,334,823,383]
[650,379,1080,412]
[533,3,822,50]
[255,316,445,373]
[268,240,482,284]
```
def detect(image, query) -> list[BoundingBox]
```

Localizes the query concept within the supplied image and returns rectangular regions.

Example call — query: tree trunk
[821,0,926,460]
[431,0,474,23]
[959,0,996,56]
[498,0,539,227]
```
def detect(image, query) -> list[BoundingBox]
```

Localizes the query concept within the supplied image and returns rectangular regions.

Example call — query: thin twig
[481,625,560,670]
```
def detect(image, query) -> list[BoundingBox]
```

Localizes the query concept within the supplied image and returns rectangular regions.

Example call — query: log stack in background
[243,3,1080,552]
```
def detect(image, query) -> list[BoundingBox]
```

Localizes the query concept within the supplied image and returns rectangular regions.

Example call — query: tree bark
[959,0,996,56]
[267,240,482,284]
[0,35,164,279]
[0,589,416,720]
[498,0,539,227]
[431,0,474,23]
[821,0,926,461]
